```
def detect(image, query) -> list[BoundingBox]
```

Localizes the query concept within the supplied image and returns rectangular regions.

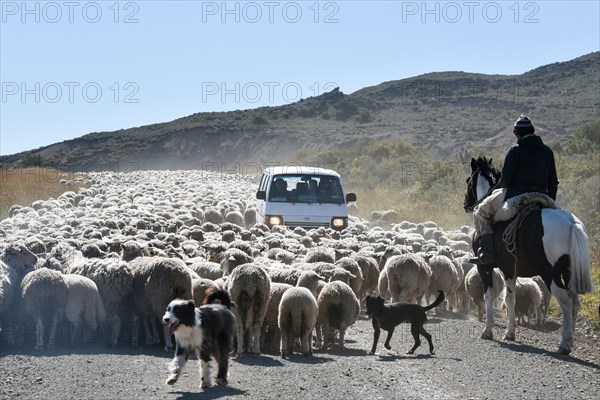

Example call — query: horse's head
[463,156,501,212]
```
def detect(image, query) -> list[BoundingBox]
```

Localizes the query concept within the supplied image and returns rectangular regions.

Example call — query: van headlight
[267,215,283,226]
[331,217,346,229]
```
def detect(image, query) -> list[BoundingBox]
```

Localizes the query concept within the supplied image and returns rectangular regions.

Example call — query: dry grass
[352,185,473,230]
[0,167,85,220]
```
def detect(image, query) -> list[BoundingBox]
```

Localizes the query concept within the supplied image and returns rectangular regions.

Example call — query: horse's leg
[572,293,580,328]
[482,288,495,339]
[478,266,495,340]
[503,277,517,341]
[551,283,574,354]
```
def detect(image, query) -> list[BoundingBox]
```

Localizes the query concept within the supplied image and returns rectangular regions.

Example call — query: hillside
[1,52,598,170]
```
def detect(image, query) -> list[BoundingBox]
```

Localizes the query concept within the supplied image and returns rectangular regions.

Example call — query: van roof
[263,166,341,178]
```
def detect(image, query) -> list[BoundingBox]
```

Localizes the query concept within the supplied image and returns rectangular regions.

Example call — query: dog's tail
[203,288,234,309]
[422,290,445,312]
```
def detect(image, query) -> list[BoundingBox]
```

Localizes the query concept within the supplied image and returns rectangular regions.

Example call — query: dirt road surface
[1,312,598,400]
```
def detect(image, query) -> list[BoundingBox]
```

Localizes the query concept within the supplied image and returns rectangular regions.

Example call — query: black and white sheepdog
[163,290,236,388]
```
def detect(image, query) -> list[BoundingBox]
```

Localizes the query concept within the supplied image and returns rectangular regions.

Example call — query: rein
[464,170,501,212]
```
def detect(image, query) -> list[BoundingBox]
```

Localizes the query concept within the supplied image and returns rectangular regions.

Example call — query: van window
[269,175,344,204]
[258,173,268,191]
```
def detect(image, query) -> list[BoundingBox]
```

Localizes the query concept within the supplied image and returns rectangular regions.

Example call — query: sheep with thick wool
[129,256,192,350]
[426,255,460,312]
[227,263,271,356]
[465,266,505,321]
[266,267,304,286]
[304,248,335,264]
[19,268,68,350]
[316,281,360,350]
[351,254,380,303]
[66,258,134,346]
[0,243,37,344]
[63,274,107,345]
[512,277,544,326]
[278,286,318,357]
[295,270,325,297]
[297,262,355,285]
[532,275,551,325]
[191,277,219,306]
[120,241,151,262]
[274,270,324,356]
[334,257,363,298]
[261,282,293,353]
[186,260,224,281]
[385,253,432,303]
[45,242,85,272]
[221,248,254,275]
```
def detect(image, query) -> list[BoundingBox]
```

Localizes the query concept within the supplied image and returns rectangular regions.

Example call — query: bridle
[464,168,501,212]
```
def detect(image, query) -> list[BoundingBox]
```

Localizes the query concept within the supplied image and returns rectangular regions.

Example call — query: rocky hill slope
[2,52,598,170]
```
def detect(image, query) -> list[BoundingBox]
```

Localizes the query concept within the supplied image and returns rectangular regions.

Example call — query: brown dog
[365,291,445,355]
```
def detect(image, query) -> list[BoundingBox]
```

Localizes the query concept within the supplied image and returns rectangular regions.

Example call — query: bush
[563,120,600,155]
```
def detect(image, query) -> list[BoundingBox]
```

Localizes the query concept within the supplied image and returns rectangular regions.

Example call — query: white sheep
[244,207,257,228]
[227,263,271,356]
[265,248,296,265]
[426,255,460,312]
[279,286,318,357]
[328,268,357,286]
[45,242,85,272]
[377,266,391,301]
[66,258,134,347]
[63,274,107,345]
[120,241,151,262]
[266,267,304,286]
[316,281,360,351]
[186,260,224,281]
[261,282,293,353]
[225,210,245,227]
[532,275,551,325]
[295,270,325,297]
[191,277,219,306]
[465,267,505,321]
[0,243,37,344]
[19,268,68,350]
[304,248,335,264]
[385,254,432,303]
[351,254,380,303]
[334,257,363,298]
[512,277,543,326]
[129,257,192,350]
[220,248,254,275]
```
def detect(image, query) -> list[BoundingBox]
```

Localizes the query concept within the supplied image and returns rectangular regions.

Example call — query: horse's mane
[474,156,501,179]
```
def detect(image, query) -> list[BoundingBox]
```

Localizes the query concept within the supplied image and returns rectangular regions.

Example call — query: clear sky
[1,0,599,155]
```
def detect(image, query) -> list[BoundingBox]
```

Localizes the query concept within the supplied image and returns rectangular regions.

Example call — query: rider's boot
[469,233,496,265]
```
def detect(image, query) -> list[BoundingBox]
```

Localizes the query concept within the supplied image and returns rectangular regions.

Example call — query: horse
[463,156,592,355]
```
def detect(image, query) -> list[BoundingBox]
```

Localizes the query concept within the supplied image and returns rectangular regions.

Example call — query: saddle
[493,192,561,259]
[494,192,560,223]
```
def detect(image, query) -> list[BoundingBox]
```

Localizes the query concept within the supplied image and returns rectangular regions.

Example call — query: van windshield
[269,175,345,204]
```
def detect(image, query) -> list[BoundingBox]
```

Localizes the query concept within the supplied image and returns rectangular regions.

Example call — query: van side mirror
[256,191,266,200]
[346,193,357,202]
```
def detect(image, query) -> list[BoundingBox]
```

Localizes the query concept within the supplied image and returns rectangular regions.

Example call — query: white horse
[464,157,592,354]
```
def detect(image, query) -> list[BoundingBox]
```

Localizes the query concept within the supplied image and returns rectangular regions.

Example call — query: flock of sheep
[0,169,551,355]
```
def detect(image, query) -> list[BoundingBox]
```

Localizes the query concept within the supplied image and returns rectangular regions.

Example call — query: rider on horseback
[470,115,560,265]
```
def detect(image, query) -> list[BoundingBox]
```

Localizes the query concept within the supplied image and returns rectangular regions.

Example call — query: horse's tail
[569,221,593,294]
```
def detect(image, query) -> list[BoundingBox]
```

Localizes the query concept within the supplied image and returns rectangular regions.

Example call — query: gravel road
[2,311,598,400]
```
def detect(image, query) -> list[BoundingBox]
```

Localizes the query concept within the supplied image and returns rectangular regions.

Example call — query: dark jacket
[499,134,559,201]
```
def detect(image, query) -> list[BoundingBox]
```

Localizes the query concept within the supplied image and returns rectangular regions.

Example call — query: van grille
[284,221,330,229]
